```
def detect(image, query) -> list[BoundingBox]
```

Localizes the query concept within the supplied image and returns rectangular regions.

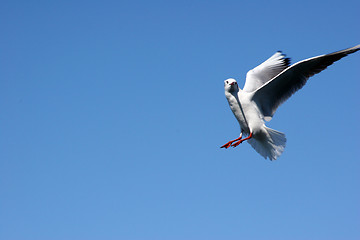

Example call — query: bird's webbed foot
[220,133,243,149]
[220,141,235,149]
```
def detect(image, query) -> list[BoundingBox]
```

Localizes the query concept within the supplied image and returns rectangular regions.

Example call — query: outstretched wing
[252,45,360,120]
[243,51,290,92]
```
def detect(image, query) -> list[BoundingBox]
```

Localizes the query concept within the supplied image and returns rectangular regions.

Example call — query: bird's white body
[222,45,360,160]
[224,79,286,160]
[225,89,259,136]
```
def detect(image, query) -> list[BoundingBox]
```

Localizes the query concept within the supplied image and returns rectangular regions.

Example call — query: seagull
[221,45,360,160]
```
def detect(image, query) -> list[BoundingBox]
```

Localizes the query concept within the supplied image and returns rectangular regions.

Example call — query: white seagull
[221,45,360,160]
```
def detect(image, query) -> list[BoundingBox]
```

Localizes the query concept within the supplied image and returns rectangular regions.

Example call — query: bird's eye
[226,81,228,84]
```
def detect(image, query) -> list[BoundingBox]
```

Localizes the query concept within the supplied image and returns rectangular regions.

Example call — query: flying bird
[221,45,360,160]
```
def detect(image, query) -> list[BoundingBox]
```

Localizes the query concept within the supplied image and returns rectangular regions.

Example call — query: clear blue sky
[1,0,359,239]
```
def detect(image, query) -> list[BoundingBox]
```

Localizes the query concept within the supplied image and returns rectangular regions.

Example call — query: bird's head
[224,78,239,93]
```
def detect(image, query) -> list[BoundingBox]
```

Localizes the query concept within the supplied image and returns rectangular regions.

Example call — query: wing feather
[243,51,291,92]
[251,45,360,118]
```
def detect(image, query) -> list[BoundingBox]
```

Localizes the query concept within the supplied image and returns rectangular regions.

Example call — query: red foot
[220,141,234,149]
[231,140,243,148]
[220,136,242,149]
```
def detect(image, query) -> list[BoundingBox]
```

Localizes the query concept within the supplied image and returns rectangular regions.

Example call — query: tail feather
[248,127,286,160]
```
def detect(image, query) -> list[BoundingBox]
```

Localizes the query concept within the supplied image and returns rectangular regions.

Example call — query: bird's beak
[230,82,235,86]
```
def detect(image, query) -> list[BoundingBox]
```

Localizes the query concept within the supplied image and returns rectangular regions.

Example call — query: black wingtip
[283,57,291,67]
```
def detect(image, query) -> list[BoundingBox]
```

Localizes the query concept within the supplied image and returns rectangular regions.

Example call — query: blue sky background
[1,0,359,239]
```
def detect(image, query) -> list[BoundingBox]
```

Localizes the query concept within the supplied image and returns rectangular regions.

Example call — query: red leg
[231,132,253,147]
[221,134,242,149]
